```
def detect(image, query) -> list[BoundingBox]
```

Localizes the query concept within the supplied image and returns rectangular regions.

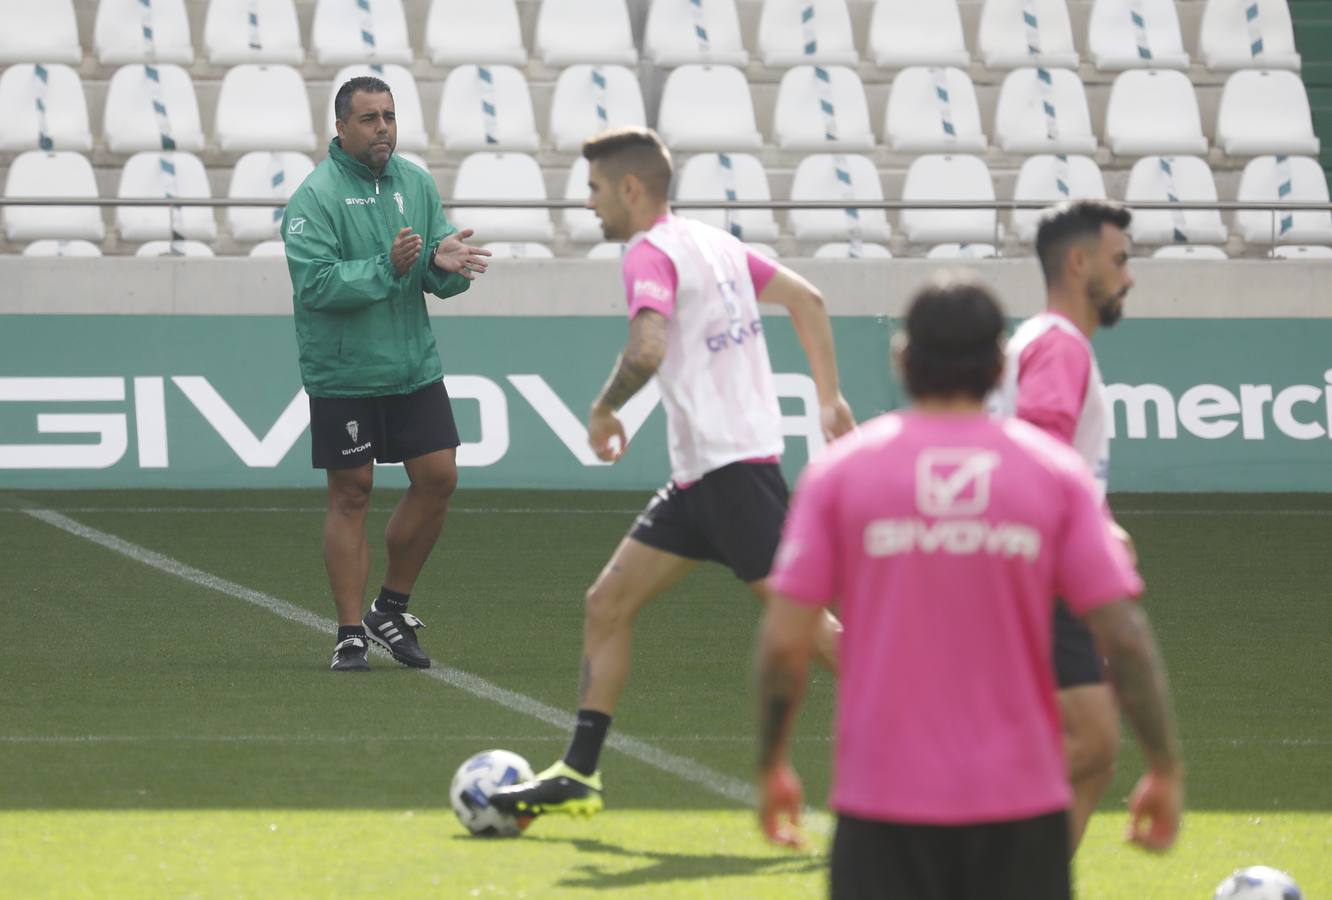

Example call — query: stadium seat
[483,242,555,258]
[977,0,1079,69]
[204,0,304,65]
[882,66,986,153]
[813,242,893,258]
[562,158,605,242]
[326,64,429,152]
[788,154,892,242]
[900,155,999,245]
[1087,0,1189,71]
[1199,0,1300,72]
[249,240,287,256]
[927,243,999,258]
[1152,245,1228,259]
[1215,70,1320,157]
[993,67,1097,154]
[656,65,762,151]
[548,65,646,152]
[395,150,429,173]
[757,0,858,67]
[1234,155,1332,245]
[643,0,748,67]
[449,153,554,242]
[102,64,205,154]
[536,0,638,66]
[215,65,316,153]
[586,242,626,258]
[868,0,970,68]
[436,65,539,152]
[674,152,780,242]
[1271,244,1332,259]
[136,240,215,256]
[0,64,92,152]
[773,66,875,151]
[1010,154,1108,242]
[226,151,315,241]
[1124,155,1228,244]
[23,239,102,257]
[427,0,526,65]
[3,151,104,242]
[311,0,412,66]
[0,0,81,64]
[95,0,193,65]
[116,151,218,242]
[1104,69,1207,156]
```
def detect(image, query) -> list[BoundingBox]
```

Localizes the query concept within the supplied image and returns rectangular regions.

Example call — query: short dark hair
[582,126,673,199]
[334,76,392,122]
[901,273,1006,401]
[1034,199,1133,285]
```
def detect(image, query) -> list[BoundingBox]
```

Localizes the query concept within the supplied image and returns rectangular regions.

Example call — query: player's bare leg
[324,463,374,626]
[383,448,458,593]
[750,581,842,674]
[1061,683,1121,854]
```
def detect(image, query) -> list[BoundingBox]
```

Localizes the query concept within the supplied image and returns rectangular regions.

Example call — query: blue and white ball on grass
[450,749,535,837]
[1213,866,1303,900]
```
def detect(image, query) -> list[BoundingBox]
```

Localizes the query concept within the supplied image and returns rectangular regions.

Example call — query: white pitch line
[23,508,755,808]
[5,507,644,515]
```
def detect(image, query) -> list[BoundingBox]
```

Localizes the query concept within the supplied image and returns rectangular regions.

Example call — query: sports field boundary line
[8,505,1332,517]
[22,508,756,808]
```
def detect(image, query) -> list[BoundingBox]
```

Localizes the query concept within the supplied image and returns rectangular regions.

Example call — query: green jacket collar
[328,138,396,183]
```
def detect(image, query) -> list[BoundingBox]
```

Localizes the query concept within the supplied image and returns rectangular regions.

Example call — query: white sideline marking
[8,506,1332,517]
[22,508,755,808]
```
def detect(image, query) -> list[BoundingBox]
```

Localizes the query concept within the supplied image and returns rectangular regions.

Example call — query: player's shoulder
[810,413,908,475]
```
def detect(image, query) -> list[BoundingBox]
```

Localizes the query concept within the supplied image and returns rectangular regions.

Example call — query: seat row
[0,0,1305,74]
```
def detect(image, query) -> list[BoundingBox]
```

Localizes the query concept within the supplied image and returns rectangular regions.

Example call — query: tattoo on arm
[1098,606,1182,771]
[757,667,800,771]
[595,311,668,411]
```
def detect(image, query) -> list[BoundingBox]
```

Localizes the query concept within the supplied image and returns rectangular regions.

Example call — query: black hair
[1034,199,1133,285]
[901,273,1006,401]
[582,126,673,199]
[334,76,392,122]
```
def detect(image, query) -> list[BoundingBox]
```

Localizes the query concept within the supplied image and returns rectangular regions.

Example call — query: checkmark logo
[287,217,305,234]
[916,448,1000,517]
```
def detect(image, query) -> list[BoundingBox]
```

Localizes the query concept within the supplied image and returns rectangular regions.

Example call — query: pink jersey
[769,411,1142,825]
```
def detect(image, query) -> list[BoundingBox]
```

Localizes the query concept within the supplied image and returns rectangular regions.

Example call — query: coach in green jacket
[282,75,491,673]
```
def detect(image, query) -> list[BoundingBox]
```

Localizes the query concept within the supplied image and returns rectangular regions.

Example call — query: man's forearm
[756,656,807,771]
[1101,609,1183,775]
[786,301,841,404]
[593,352,657,412]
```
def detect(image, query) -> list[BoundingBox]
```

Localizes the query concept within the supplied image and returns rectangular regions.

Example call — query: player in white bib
[989,199,1138,854]
[493,127,856,821]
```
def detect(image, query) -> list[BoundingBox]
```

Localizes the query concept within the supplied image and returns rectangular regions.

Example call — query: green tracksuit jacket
[282,139,471,398]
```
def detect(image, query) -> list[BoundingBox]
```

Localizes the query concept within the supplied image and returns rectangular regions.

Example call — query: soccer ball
[1213,866,1303,900]
[449,749,535,837]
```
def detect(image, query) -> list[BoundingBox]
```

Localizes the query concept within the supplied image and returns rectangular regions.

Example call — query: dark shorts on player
[1053,599,1105,689]
[309,380,460,469]
[628,461,788,583]
[830,810,1070,900]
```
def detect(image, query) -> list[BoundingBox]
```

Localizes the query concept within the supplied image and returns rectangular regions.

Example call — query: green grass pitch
[1,489,1328,898]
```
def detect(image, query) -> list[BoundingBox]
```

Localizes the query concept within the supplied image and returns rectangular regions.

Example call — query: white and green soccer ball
[1213,866,1302,900]
[449,749,534,837]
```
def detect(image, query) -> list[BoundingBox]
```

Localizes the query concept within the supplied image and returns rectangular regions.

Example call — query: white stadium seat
[483,242,555,259]
[978,0,1079,69]
[116,151,217,242]
[883,67,986,153]
[1216,70,1321,157]
[3,151,104,242]
[674,152,780,243]
[758,0,858,67]
[226,151,316,242]
[586,242,626,258]
[1104,69,1207,156]
[1234,155,1332,245]
[1124,155,1228,245]
[1087,0,1189,71]
[102,64,205,154]
[216,65,316,153]
[813,242,893,258]
[562,158,604,243]
[0,64,92,152]
[536,0,638,66]
[249,240,288,257]
[394,151,429,173]
[436,65,539,152]
[0,0,81,64]
[1010,155,1108,242]
[23,240,103,257]
[1152,245,1228,259]
[927,243,999,259]
[868,0,970,68]
[96,0,194,65]
[312,0,412,66]
[136,240,215,256]
[788,154,892,242]
[644,0,748,67]
[204,0,304,65]
[1271,245,1332,259]
[994,67,1097,154]
[548,65,646,152]
[449,153,554,242]
[1199,0,1300,72]
[773,66,875,151]
[427,0,527,66]
[657,65,762,151]
[326,64,429,153]
[900,155,999,245]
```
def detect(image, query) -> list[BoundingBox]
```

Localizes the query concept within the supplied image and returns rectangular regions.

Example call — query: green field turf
[1,489,1329,898]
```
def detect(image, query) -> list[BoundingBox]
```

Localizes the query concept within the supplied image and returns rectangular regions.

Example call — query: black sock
[375,586,410,614]
[337,625,366,642]
[563,710,612,776]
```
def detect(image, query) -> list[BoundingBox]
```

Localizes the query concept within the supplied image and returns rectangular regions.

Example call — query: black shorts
[1053,599,1105,689]
[308,380,460,469]
[831,811,1070,900]
[628,461,788,583]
